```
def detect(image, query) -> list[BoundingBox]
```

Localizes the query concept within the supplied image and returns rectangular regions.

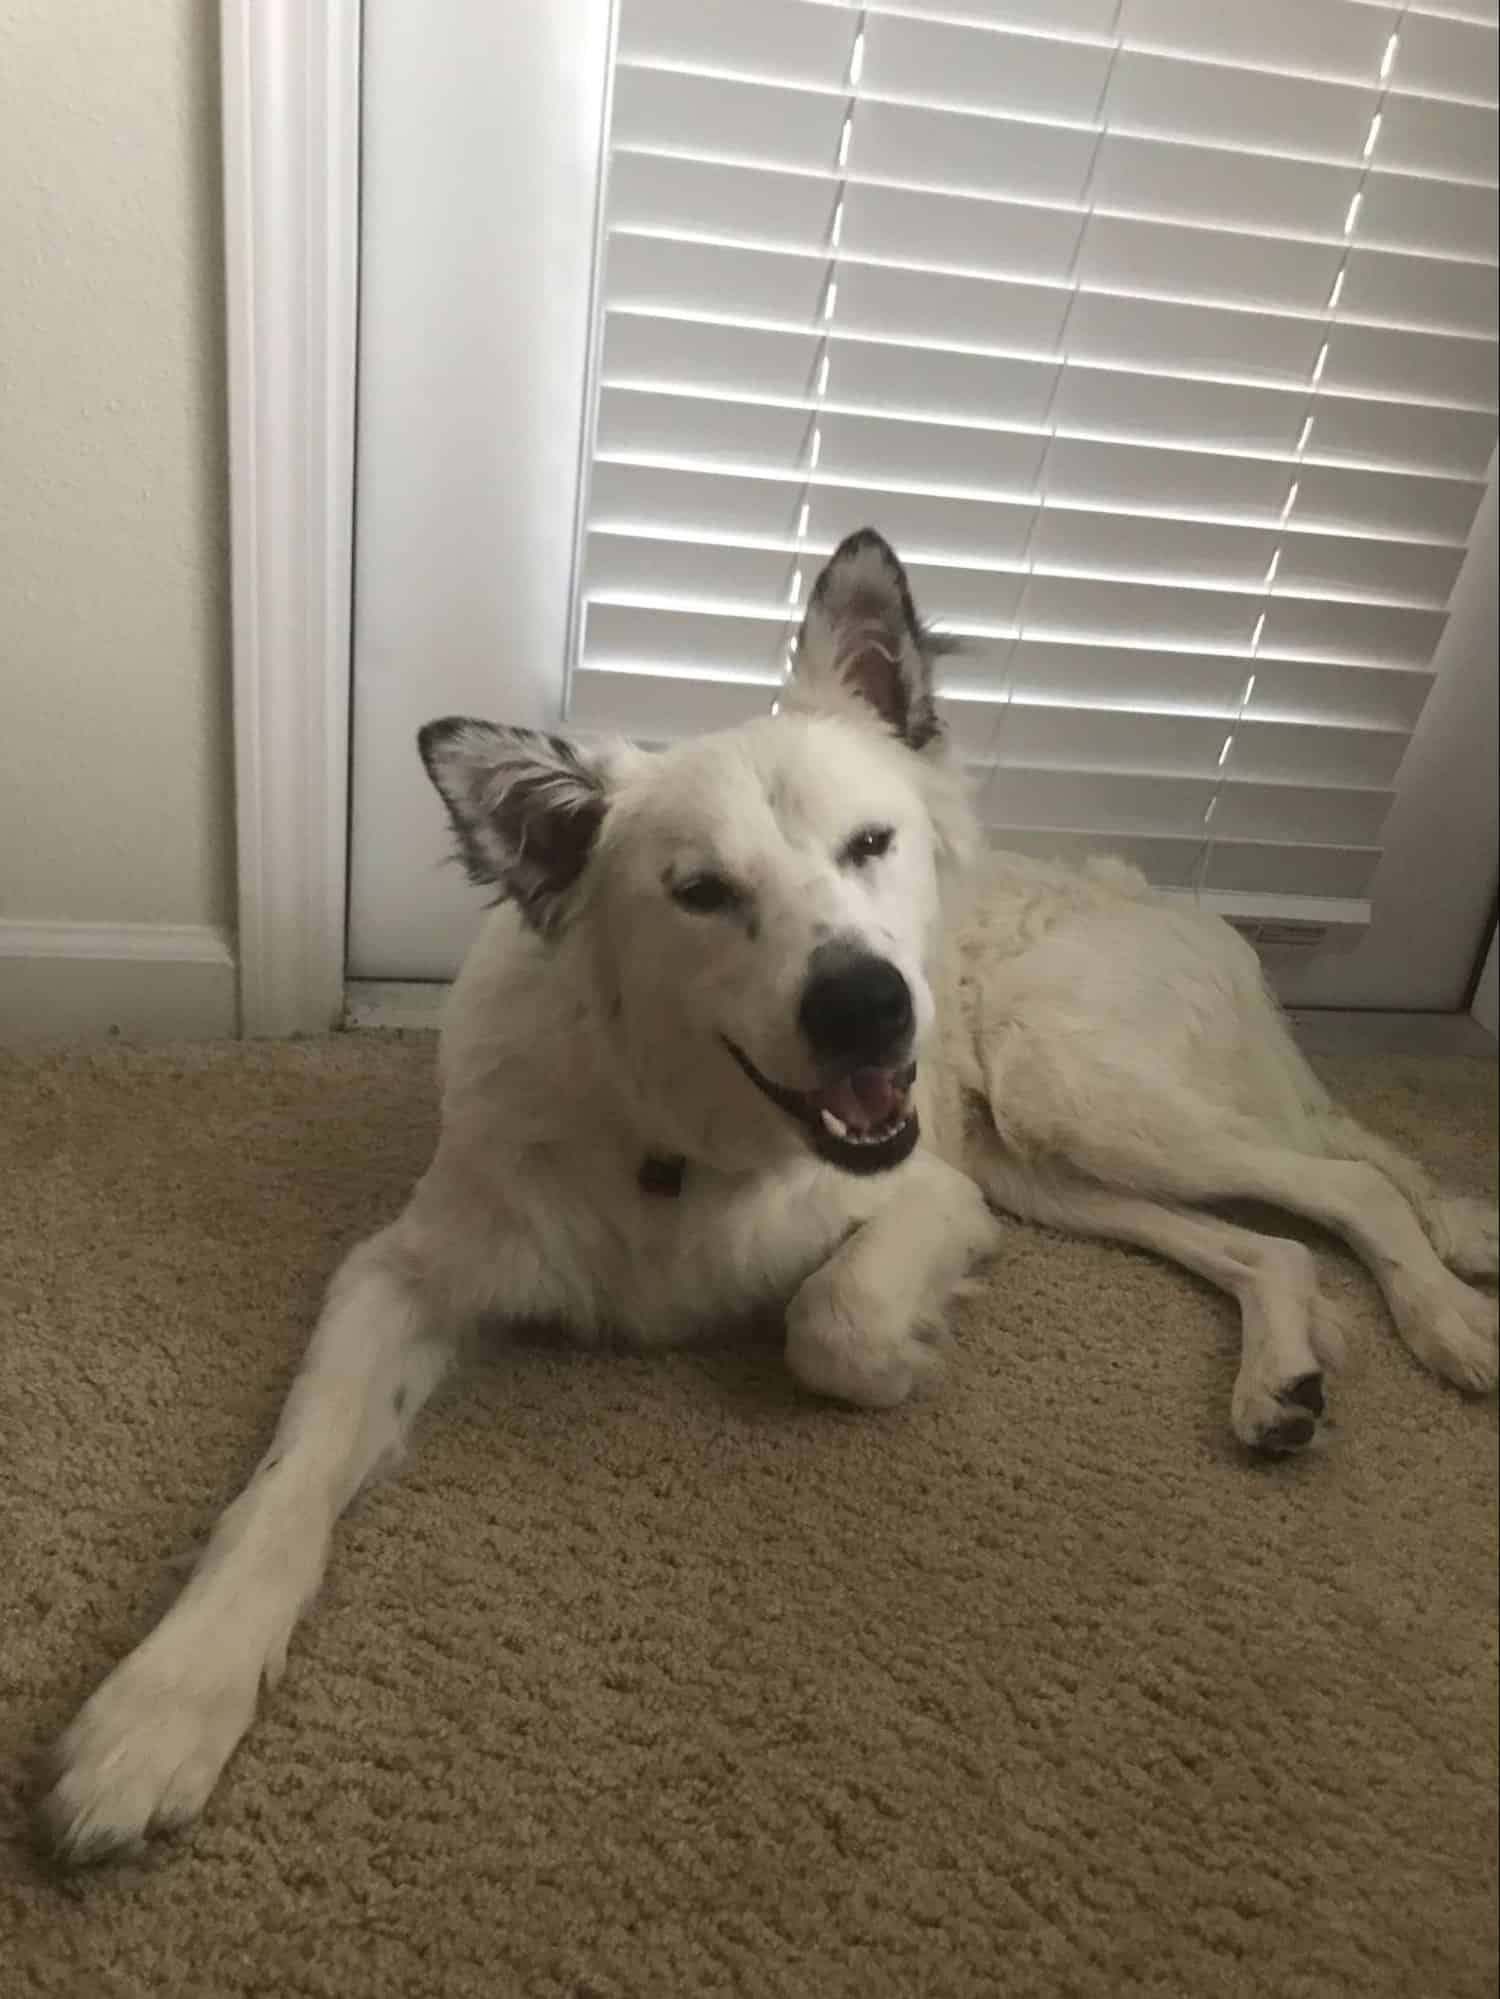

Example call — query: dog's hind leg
[39,1223,453,1865]
[785,1154,999,1409]
[1178,1145,1498,1395]
[1012,1094,1498,1398]
[970,1149,1343,1454]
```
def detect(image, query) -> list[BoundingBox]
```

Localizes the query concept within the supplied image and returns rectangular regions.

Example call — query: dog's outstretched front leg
[40,1224,452,1864]
[785,1157,998,1408]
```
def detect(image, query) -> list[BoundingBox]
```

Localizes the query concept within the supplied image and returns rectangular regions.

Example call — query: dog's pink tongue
[822,1067,903,1130]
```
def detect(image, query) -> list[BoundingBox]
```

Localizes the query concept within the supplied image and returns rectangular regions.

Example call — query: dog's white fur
[42,531,1497,1863]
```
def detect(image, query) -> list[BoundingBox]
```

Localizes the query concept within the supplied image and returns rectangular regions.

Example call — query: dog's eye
[842,825,895,868]
[671,873,740,915]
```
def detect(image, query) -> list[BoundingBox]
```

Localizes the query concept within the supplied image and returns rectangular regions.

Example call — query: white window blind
[569,0,1498,904]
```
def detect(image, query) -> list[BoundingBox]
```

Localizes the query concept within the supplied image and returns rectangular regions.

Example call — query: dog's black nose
[799,952,914,1067]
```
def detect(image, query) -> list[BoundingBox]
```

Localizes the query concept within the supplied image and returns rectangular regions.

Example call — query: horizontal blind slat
[1102,50,1380,162]
[1198,842,1378,899]
[1319,322,1498,409]
[1245,658,1431,732]
[571,663,775,737]
[1372,93,1499,182]
[1341,247,1499,338]
[1114,0,1401,86]
[582,603,785,680]
[1074,215,1345,319]
[983,705,1239,776]
[1227,718,1407,787]
[1391,12,1500,105]
[612,65,849,179]
[861,14,1113,124]
[1093,133,1363,241]
[853,95,1097,207]
[619,0,858,93]
[1345,0,1496,28]
[1308,395,1497,476]
[864,2,1121,36]
[1205,783,1394,847]
[1358,173,1498,262]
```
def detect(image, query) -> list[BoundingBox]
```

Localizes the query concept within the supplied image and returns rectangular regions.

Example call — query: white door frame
[346,0,615,983]
[221,0,361,1036]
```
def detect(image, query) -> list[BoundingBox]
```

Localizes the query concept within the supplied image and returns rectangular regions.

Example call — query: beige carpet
[0,1035,1495,1999]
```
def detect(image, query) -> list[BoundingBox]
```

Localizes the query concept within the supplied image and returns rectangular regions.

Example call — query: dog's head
[419,530,975,1175]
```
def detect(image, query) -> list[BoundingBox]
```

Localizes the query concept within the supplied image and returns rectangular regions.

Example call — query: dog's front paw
[39,1637,258,1865]
[785,1282,936,1410]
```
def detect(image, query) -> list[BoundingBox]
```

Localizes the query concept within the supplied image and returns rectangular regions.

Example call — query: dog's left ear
[789,528,947,751]
[418,718,615,931]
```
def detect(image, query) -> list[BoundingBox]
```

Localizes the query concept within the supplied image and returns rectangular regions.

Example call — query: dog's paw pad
[1278,1372,1325,1418]
[1233,1372,1328,1457]
[1253,1410,1319,1456]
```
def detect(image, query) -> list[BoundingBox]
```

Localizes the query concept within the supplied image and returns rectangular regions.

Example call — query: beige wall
[0,0,232,932]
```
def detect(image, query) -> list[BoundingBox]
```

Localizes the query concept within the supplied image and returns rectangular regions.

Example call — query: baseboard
[0,921,238,1041]
[1287,1009,1497,1060]
[342,979,447,1031]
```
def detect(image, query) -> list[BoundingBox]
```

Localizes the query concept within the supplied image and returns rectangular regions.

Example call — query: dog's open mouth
[725,1041,920,1174]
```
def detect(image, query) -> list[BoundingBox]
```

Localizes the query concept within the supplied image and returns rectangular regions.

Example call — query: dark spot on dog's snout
[392,1387,408,1416]
[799,942,914,1068]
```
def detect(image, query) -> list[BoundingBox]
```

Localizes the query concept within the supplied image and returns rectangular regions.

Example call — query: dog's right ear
[417,718,614,932]
[788,528,947,752]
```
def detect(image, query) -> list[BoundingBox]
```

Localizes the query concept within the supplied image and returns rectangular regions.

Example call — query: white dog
[42,529,1498,1863]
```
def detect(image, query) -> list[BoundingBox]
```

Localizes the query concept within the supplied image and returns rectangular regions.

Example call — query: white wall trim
[347,0,613,979]
[221,0,361,1036]
[0,922,237,1041]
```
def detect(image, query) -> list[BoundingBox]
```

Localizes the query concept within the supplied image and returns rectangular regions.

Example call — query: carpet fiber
[1,1035,1496,1999]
